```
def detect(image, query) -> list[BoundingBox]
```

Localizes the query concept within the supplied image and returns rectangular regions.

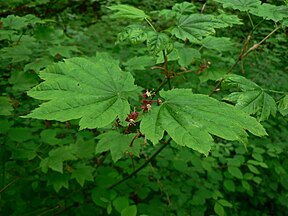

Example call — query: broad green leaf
[1,14,45,30]
[117,25,147,44]
[47,172,70,192]
[199,67,226,83]
[218,199,233,207]
[223,74,277,121]
[8,127,33,142]
[40,128,72,145]
[124,56,155,71]
[25,57,141,129]
[140,89,267,155]
[96,131,142,162]
[159,3,196,20]
[146,32,173,55]
[278,95,288,116]
[202,36,234,52]
[9,71,38,91]
[247,164,260,174]
[171,14,216,42]
[0,45,32,63]
[41,145,77,173]
[108,4,149,20]
[228,166,243,179]
[214,0,261,12]
[113,197,130,213]
[48,45,79,58]
[0,96,13,115]
[215,12,243,27]
[177,47,201,67]
[24,57,53,72]
[250,3,288,22]
[223,179,235,192]
[214,202,225,216]
[172,2,196,15]
[71,163,94,187]
[11,141,37,160]
[121,205,137,216]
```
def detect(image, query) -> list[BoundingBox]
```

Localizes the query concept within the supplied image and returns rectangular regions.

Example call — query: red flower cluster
[125,111,139,126]
[141,89,162,112]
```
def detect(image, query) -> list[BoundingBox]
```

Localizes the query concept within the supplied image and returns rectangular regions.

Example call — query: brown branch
[0,177,20,193]
[107,138,171,190]
[209,24,281,97]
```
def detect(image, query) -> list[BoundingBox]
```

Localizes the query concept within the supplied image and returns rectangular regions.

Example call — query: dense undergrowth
[0,0,288,215]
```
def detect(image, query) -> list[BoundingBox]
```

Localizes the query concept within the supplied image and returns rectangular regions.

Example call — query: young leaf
[223,74,277,121]
[214,0,261,12]
[171,14,216,42]
[140,89,267,155]
[250,4,288,22]
[108,4,149,21]
[96,131,142,163]
[117,25,148,44]
[278,95,288,116]
[146,32,173,55]
[24,57,141,129]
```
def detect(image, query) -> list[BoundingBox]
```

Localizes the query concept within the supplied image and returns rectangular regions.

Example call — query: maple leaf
[140,89,267,155]
[223,74,277,121]
[24,55,141,129]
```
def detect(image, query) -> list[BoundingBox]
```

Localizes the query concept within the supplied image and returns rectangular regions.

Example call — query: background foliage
[0,0,288,215]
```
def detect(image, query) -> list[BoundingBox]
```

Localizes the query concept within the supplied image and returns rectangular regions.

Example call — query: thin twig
[107,139,171,190]
[209,25,281,97]
[0,177,20,193]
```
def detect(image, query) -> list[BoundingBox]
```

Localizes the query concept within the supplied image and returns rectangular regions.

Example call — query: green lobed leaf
[24,56,141,129]
[47,172,70,192]
[202,36,234,52]
[124,56,155,71]
[172,2,196,15]
[0,45,32,63]
[171,14,216,42]
[215,12,243,27]
[71,163,94,187]
[250,3,288,22]
[117,25,148,44]
[140,89,267,155]
[278,95,288,116]
[177,47,201,67]
[223,74,277,121]
[41,145,77,173]
[95,131,142,163]
[108,4,149,21]
[9,71,39,91]
[146,31,173,55]
[214,0,261,12]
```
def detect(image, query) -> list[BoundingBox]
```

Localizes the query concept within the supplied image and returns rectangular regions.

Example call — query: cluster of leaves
[1,0,288,216]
